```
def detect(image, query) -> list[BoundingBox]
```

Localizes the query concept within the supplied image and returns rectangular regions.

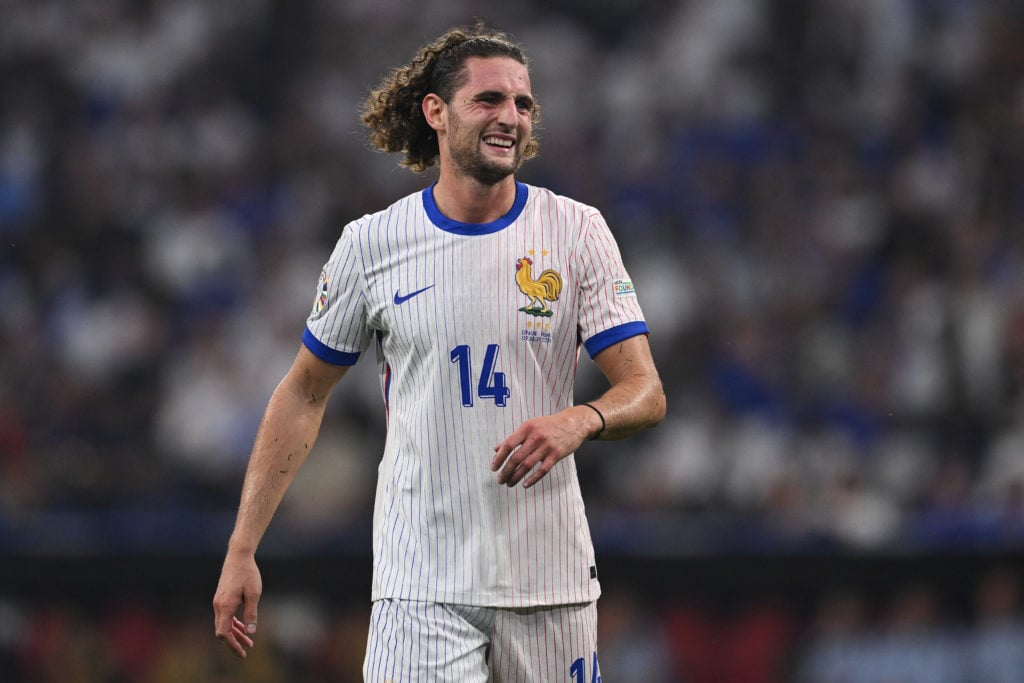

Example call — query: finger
[497,447,530,485]
[506,460,536,487]
[503,446,546,486]
[242,598,259,636]
[218,618,254,659]
[232,617,255,648]
[217,630,248,659]
[491,432,523,471]
[491,444,511,472]
[214,594,254,659]
[493,441,526,483]
[213,597,239,641]
[522,458,555,488]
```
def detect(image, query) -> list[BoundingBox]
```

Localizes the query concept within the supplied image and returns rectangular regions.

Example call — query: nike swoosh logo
[393,285,435,305]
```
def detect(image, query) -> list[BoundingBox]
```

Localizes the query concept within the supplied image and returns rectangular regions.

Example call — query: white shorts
[363,599,600,682]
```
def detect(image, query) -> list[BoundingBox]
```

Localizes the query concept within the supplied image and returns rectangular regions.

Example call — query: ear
[422,94,446,133]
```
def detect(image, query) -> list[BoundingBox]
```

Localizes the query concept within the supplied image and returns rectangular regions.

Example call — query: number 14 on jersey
[450,343,510,407]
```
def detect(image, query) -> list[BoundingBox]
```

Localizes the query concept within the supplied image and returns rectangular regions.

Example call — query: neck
[432,172,517,224]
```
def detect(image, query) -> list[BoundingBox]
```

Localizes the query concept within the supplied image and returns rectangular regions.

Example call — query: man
[213,24,666,681]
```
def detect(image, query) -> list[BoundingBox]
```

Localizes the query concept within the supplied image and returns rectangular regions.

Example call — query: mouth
[483,134,515,150]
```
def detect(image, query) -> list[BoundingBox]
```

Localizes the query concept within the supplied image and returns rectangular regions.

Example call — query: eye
[515,97,535,113]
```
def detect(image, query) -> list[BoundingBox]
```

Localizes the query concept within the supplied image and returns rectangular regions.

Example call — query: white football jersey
[304,182,648,607]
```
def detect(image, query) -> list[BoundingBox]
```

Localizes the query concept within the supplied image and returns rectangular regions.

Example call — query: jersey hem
[369,586,602,608]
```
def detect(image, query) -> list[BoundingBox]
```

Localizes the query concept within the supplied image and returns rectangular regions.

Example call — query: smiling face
[433,56,535,186]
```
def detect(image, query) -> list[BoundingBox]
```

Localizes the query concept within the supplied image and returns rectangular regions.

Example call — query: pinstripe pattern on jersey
[305,182,647,607]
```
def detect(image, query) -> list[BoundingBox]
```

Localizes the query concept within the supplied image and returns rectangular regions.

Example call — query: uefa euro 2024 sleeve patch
[311,268,329,318]
[612,278,636,298]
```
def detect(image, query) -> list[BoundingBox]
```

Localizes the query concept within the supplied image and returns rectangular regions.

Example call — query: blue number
[450,343,509,408]
[478,344,510,407]
[569,652,601,682]
[449,345,474,407]
[569,658,584,682]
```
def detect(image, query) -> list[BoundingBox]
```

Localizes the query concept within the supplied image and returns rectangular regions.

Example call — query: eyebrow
[472,90,535,107]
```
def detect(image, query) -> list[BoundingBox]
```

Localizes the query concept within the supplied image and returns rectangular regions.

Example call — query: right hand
[212,551,262,658]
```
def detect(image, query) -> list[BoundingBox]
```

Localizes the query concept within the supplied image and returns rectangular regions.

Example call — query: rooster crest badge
[515,256,563,317]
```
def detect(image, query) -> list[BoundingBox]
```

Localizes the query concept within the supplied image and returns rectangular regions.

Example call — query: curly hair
[361,23,541,173]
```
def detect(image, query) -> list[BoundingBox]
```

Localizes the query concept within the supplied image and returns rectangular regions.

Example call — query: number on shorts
[569,651,601,683]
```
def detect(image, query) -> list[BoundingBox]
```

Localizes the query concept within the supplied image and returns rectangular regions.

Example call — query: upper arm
[592,333,660,386]
[279,344,351,407]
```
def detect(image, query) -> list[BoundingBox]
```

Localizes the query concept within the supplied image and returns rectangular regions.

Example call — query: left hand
[491,409,591,488]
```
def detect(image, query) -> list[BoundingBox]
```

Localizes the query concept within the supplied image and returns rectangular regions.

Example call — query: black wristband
[581,402,605,440]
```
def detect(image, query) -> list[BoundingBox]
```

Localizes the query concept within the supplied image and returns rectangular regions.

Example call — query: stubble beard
[448,120,524,186]
[452,143,521,186]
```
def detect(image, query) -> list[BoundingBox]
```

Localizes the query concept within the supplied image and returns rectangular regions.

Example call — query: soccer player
[213,23,666,681]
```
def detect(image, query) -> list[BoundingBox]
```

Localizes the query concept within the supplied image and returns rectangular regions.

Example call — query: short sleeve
[574,211,649,358]
[302,226,373,366]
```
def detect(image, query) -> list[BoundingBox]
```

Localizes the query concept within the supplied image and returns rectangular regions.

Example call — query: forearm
[580,372,665,440]
[584,335,666,440]
[227,377,329,554]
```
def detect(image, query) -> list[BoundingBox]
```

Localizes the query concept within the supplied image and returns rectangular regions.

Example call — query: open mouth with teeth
[483,135,515,149]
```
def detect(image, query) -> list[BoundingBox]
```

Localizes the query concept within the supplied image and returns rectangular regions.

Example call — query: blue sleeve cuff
[583,321,649,358]
[302,327,360,366]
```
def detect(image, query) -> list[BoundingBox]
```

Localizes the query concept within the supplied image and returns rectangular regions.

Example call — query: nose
[496,96,519,126]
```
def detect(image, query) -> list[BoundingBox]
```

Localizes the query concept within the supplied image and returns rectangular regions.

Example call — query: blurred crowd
[1,563,1022,682]
[3,0,1024,556]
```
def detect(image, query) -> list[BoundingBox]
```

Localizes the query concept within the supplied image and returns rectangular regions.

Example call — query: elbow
[649,387,667,428]
[651,389,667,428]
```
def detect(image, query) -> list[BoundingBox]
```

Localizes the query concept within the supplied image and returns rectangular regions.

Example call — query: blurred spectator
[664,599,797,683]
[794,574,1024,683]
[857,584,963,683]
[965,566,1024,683]
[794,588,871,683]
[596,591,674,682]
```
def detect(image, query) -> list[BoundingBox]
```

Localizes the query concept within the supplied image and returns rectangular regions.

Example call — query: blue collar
[422,181,528,235]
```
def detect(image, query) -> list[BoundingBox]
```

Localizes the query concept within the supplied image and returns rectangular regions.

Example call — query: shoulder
[363,188,426,229]
[521,184,611,248]
[523,183,602,220]
[521,184,607,243]
[332,188,427,244]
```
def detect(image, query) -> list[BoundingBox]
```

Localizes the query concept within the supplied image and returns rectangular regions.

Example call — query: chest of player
[361,229,577,355]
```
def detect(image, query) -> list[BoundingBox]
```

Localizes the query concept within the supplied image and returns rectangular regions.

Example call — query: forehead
[457,56,532,95]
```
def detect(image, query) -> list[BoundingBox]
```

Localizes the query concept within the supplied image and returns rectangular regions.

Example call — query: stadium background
[2,0,1023,680]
